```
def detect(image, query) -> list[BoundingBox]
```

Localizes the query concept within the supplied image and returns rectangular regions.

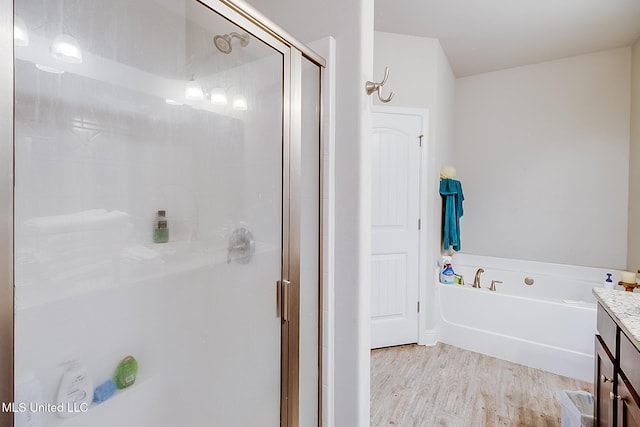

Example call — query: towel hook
[365,66,394,103]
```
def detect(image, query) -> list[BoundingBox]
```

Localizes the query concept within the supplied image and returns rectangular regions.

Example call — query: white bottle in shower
[15,372,44,427]
[56,360,93,418]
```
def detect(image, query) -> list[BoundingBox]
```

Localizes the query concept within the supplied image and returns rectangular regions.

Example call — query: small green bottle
[153,210,169,243]
[114,355,138,389]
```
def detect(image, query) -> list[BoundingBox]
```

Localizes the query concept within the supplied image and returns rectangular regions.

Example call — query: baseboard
[419,329,438,346]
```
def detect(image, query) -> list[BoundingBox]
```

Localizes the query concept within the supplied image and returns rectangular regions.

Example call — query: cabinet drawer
[620,331,640,395]
[597,304,617,357]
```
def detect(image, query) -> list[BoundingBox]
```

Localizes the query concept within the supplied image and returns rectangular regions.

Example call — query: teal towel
[439,178,464,251]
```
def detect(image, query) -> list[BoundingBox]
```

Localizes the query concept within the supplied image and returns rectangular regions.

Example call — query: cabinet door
[597,305,618,359]
[617,375,640,427]
[596,336,615,427]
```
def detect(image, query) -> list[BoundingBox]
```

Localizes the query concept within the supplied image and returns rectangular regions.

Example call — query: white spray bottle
[440,256,455,284]
[56,359,93,418]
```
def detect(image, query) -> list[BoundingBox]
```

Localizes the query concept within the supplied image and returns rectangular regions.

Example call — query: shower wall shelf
[51,375,156,427]
[15,241,275,311]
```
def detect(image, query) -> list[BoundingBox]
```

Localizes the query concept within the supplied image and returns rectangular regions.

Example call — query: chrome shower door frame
[2,0,325,426]
[199,2,325,426]
[0,0,15,424]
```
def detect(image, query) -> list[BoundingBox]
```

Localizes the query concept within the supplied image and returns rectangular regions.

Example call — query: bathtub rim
[437,280,598,309]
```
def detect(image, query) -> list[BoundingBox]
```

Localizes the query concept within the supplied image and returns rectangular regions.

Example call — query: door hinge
[418,218,421,230]
[417,301,420,312]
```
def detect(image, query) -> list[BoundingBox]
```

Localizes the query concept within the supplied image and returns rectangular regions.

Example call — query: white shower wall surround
[15,255,281,426]
[14,85,284,424]
[14,56,282,304]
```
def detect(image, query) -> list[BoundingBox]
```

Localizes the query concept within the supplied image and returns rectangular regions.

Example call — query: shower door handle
[277,280,291,320]
[283,280,290,321]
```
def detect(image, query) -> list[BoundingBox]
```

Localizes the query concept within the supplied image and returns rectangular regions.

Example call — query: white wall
[628,39,640,271]
[373,32,441,108]
[243,1,374,426]
[454,48,631,269]
[373,32,455,332]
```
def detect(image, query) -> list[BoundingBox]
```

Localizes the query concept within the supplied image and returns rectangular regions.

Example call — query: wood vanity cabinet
[595,303,640,427]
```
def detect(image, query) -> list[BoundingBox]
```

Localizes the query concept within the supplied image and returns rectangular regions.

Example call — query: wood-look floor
[370,343,592,427]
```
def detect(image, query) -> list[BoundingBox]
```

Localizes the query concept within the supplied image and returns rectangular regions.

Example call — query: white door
[371,108,423,349]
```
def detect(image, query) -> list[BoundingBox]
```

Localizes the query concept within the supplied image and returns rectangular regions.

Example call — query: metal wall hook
[365,66,394,103]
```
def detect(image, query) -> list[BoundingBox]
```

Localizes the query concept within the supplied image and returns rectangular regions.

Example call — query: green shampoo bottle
[114,355,138,389]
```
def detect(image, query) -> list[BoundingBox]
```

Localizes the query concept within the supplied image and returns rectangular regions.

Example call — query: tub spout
[473,268,484,288]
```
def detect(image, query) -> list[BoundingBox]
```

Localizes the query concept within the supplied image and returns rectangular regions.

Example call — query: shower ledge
[15,241,276,311]
[50,374,156,427]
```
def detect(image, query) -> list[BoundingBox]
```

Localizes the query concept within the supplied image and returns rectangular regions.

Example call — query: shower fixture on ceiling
[213,32,250,54]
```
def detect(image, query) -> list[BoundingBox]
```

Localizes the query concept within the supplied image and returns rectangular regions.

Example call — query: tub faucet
[489,280,502,291]
[473,268,484,288]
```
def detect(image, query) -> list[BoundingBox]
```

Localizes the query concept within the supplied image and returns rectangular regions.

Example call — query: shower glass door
[13,0,288,425]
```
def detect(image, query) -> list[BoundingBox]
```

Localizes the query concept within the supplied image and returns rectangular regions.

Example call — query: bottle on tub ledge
[440,256,455,284]
[603,273,614,289]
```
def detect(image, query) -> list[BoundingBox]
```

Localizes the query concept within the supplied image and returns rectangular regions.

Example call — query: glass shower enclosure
[2,0,323,426]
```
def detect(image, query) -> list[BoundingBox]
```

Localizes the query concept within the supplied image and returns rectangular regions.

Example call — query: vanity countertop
[593,287,640,350]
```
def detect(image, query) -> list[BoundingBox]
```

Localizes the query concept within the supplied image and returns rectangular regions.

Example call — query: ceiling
[374,0,640,77]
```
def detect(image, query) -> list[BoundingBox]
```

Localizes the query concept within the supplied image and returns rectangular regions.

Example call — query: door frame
[0,2,15,425]
[193,7,326,426]
[371,106,430,347]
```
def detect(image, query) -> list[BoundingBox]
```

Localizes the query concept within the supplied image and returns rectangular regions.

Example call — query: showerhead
[213,34,232,54]
[213,32,250,54]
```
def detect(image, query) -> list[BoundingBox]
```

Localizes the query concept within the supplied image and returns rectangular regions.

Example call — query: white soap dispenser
[603,273,614,289]
[56,359,93,418]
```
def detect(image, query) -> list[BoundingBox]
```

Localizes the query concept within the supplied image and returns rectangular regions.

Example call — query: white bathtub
[435,254,621,382]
